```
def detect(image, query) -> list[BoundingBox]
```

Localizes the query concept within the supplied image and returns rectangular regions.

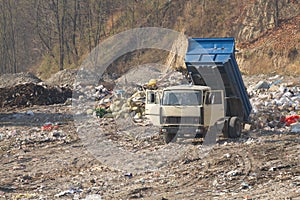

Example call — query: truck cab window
[162,91,202,105]
[212,91,222,104]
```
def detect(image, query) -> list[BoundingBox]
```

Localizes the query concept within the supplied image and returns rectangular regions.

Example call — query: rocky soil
[0,72,42,88]
[0,71,299,199]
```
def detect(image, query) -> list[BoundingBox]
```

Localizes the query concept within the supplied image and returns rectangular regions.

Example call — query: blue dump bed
[185,38,252,121]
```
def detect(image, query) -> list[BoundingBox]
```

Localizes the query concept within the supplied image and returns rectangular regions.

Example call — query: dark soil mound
[0,82,72,108]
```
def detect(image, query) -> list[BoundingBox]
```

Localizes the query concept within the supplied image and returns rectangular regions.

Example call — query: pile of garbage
[80,70,189,123]
[74,68,300,133]
[90,71,300,132]
[0,82,72,108]
[248,75,300,133]
[82,83,148,122]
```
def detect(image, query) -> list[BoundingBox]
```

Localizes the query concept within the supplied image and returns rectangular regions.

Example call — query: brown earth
[0,104,299,199]
[0,68,300,200]
[0,80,300,199]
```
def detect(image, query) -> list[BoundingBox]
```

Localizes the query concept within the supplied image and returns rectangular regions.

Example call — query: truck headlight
[160,128,167,133]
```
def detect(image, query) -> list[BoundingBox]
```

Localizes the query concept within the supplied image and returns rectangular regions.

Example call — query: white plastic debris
[291,123,300,133]
[254,81,269,90]
[54,188,83,197]
[223,153,231,158]
[25,110,34,116]
[227,170,239,176]
[245,138,256,145]
[83,194,103,200]
[268,75,280,80]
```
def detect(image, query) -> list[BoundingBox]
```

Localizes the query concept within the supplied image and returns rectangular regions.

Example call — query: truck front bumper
[159,126,207,137]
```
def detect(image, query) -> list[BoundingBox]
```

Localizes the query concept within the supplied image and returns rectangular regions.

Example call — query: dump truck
[145,38,252,143]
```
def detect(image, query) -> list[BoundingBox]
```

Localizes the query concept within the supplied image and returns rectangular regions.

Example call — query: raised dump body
[185,37,252,122]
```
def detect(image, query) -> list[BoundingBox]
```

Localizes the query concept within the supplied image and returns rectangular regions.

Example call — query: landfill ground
[0,73,300,199]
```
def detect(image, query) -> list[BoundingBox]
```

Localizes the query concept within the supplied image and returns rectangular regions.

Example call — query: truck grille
[162,116,201,125]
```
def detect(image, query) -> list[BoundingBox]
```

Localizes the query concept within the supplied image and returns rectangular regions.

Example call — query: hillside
[238,12,300,75]
[108,0,300,76]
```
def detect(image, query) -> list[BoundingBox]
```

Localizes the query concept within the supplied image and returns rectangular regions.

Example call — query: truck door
[145,90,161,126]
[204,90,225,126]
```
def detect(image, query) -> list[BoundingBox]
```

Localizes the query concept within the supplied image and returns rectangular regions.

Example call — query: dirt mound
[46,69,116,89]
[46,69,78,87]
[0,72,42,88]
[115,64,163,87]
[0,82,72,108]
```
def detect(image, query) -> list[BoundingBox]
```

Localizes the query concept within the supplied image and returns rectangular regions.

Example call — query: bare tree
[50,0,67,71]
[71,0,79,65]
[0,0,17,73]
[274,0,279,27]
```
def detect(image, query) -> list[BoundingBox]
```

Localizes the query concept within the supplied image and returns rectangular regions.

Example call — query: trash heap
[83,70,189,124]
[85,83,147,123]
[248,75,300,133]
[79,69,300,133]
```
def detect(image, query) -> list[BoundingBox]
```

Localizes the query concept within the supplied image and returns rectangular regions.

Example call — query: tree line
[0,0,168,75]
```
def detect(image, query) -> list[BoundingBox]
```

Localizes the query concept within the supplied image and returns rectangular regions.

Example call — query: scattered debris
[25,110,34,116]
[41,123,59,131]
[125,173,133,178]
[269,165,292,171]
[241,182,250,189]
[282,115,300,126]
[13,193,38,199]
[249,75,300,131]
[83,194,103,200]
[54,188,83,197]
[254,81,269,90]
[291,122,300,133]
[0,71,299,199]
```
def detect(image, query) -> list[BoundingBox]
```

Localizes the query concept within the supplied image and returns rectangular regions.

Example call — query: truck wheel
[229,117,242,138]
[222,119,229,138]
[164,133,176,143]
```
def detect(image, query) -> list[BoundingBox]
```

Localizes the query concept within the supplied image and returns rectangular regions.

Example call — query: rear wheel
[228,117,242,138]
[222,119,229,138]
[195,127,207,138]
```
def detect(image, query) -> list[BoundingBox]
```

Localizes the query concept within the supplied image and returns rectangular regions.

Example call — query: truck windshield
[162,90,202,106]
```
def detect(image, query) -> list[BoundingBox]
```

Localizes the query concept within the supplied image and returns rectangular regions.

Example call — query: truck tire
[164,133,176,143]
[222,119,229,138]
[228,117,242,138]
